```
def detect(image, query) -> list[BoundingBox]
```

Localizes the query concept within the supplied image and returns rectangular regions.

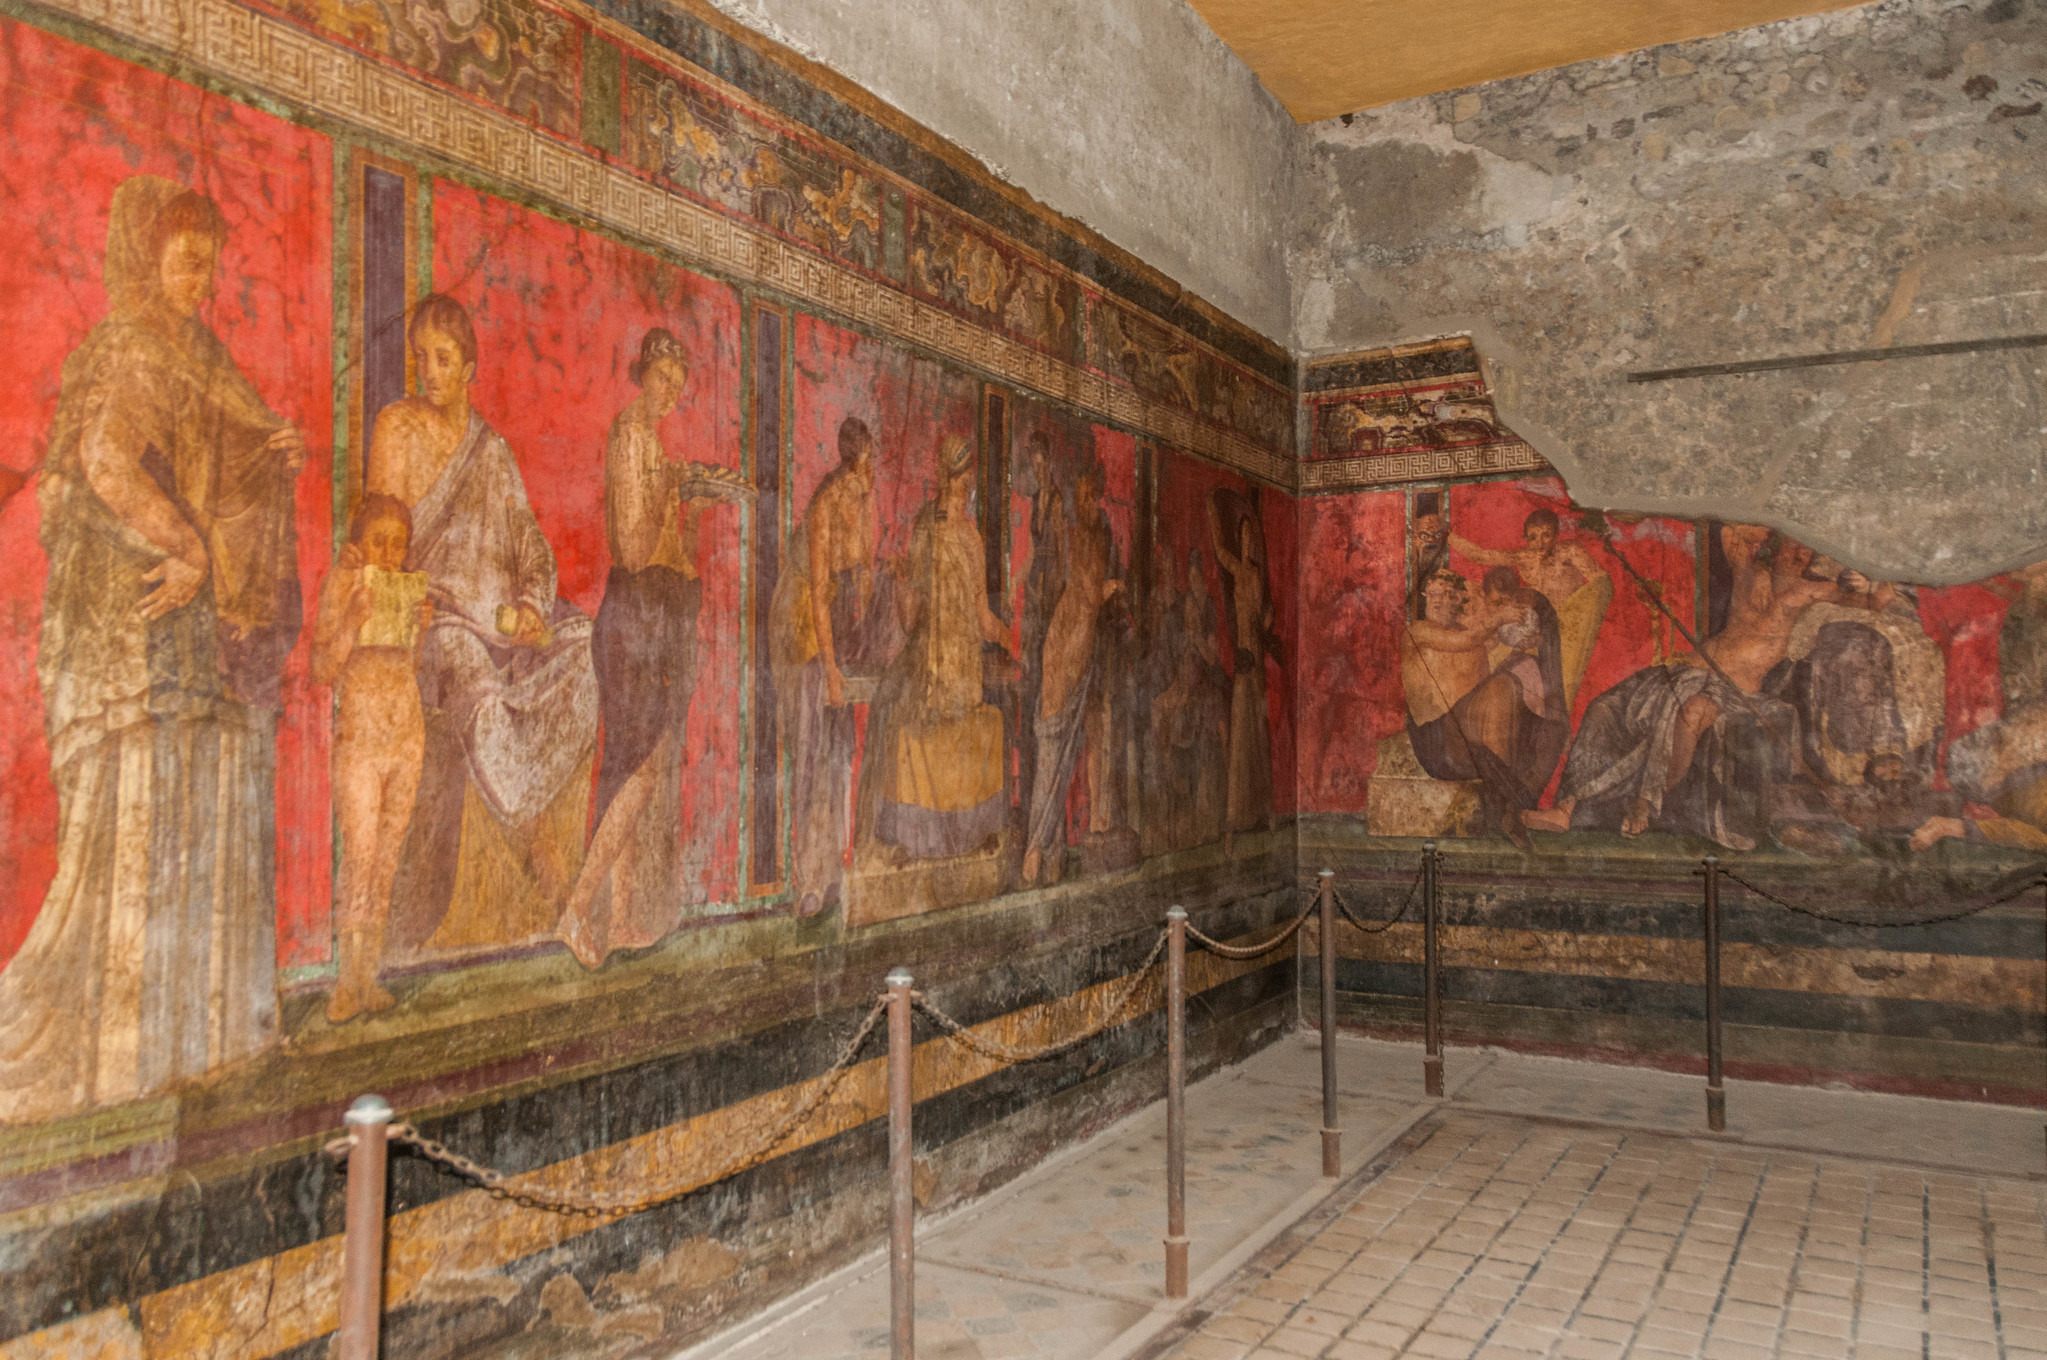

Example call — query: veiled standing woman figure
[1209,488,1274,848]
[0,177,307,1121]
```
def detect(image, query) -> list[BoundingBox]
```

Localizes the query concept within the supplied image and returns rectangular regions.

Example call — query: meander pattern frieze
[51,0,1295,487]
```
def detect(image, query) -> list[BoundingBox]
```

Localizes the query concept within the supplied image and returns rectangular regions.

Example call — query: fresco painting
[0,0,2037,1337]
[401,186,749,971]
[1300,474,2047,864]
[1087,293,1292,452]
[1301,336,1550,489]
[1011,407,1138,886]
[1151,451,1287,853]
[0,24,335,1125]
[908,202,1081,362]
[0,0,1296,1146]
[627,57,886,276]
[283,0,584,134]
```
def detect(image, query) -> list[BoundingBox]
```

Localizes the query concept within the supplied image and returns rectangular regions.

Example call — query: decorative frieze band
[48,0,1296,487]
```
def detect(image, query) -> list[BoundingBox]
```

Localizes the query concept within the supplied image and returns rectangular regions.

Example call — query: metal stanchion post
[1423,841,1443,1097]
[886,969,916,1360]
[1317,869,1340,1177]
[337,1094,393,1360]
[1164,907,1189,1300]
[1702,857,1726,1131]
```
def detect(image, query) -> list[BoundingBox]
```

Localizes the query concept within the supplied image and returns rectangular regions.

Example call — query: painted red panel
[0,19,333,966]
[789,314,982,864]
[1262,487,1298,817]
[432,185,745,903]
[1446,479,1697,729]
[790,314,979,558]
[1296,489,1407,813]
[1156,449,1287,827]
[1920,581,2010,764]
[1296,480,1700,815]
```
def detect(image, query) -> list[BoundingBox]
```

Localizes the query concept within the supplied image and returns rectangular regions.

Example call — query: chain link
[1713,865,2047,929]
[1330,869,1422,935]
[1183,895,1318,959]
[354,998,891,1218]
[913,931,1169,1065]
[332,887,1319,1216]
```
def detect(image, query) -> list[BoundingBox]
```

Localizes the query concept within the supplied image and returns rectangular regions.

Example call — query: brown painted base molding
[1330,994,2047,1109]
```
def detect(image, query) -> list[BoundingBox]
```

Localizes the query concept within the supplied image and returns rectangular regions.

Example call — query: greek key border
[46,0,1296,488]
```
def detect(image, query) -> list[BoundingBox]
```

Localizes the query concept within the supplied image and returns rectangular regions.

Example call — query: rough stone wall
[1291,0,2047,582]
[701,0,1297,343]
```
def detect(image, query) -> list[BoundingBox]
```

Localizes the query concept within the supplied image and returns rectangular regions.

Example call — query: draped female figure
[0,177,306,1120]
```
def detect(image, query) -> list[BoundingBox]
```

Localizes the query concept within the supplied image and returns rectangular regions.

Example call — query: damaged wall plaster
[699,0,1297,343]
[1291,0,2047,582]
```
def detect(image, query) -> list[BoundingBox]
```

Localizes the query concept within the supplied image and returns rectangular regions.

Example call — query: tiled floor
[1164,1112,2047,1360]
[679,1037,2047,1360]
[691,1040,1416,1360]
[920,1063,1421,1300]
[713,1261,1153,1360]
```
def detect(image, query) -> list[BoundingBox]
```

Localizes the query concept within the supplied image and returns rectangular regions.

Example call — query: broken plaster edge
[1299,316,2047,589]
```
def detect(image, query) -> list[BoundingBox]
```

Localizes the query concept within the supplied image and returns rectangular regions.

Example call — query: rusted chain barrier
[330,997,891,1219]
[1716,864,2047,929]
[1696,855,2047,1135]
[1182,894,1319,959]
[1331,868,1423,935]
[911,931,1169,1065]
[331,893,1301,1358]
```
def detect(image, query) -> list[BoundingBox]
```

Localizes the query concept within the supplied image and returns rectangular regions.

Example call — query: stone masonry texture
[1291,0,2047,582]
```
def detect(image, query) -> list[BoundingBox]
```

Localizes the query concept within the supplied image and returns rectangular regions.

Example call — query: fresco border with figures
[1300,336,1551,493]
[12,0,1295,487]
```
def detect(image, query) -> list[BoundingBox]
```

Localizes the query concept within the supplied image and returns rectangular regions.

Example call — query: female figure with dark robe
[0,178,307,1120]
[1022,461,1123,885]
[1209,490,1275,846]
[558,329,749,967]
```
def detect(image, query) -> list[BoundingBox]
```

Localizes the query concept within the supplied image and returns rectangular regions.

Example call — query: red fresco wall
[790,314,980,553]
[1296,489,1407,813]
[0,2,1307,1348]
[1294,474,2028,824]
[432,186,746,903]
[789,312,982,849]
[1295,479,1703,816]
[1920,581,2011,772]
[1156,451,1254,696]
[0,19,333,966]
[1261,485,1298,818]
[1443,480,1696,730]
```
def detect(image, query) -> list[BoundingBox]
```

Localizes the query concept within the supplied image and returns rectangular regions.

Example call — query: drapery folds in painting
[560,329,751,965]
[392,409,600,949]
[1023,461,1124,884]
[864,434,1010,859]
[0,176,304,1121]
[1211,488,1274,841]
[776,417,900,916]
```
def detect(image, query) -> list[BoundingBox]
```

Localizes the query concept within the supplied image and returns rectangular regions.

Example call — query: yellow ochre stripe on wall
[1315,922,2045,1010]
[0,942,1283,1360]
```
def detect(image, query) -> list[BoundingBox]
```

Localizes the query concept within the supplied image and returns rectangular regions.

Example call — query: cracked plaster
[1291,0,2047,582]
